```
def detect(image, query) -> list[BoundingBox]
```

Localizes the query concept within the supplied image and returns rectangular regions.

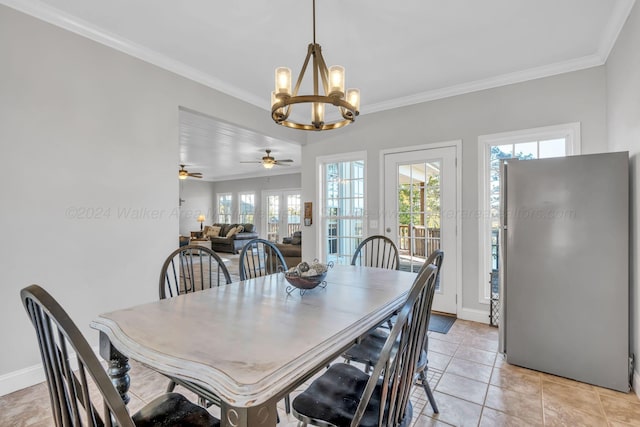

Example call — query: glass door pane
[397,161,442,288]
[266,195,279,243]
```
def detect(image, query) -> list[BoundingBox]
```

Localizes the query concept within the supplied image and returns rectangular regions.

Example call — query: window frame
[238,192,255,225]
[316,151,367,265]
[477,123,581,304]
[217,192,233,224]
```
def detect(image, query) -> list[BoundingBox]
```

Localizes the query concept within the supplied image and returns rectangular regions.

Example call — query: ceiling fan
[240,149,293,169]
[178,164,202,179]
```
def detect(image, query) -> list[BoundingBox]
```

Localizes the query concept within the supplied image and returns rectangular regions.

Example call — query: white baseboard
[0,363,47,397]
[457,306,491,324]
[0,345,102,397]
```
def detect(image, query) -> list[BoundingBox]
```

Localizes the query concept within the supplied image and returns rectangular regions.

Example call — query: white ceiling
[3,0,635,180]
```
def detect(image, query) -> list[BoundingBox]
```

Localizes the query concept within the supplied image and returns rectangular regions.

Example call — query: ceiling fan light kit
[178,164,203,179]
[240,149,294,169]
[271,0,360,131]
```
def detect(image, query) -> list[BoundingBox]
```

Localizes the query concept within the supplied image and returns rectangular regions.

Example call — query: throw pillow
[220,224,232,236]
[243,223,254,233]
[291,236,302,245]
[206,225,221,238]
[236,225,244,233]
[225,226,239,238]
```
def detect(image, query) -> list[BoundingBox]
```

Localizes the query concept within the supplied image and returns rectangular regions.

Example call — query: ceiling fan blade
[188,173,202,177]
[189,174,203,178]
[278,159,294,162]
[274,162,291,166]
[240,161,263,164]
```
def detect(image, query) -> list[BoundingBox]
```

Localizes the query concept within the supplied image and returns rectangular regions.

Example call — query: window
[217,193,233,224]
[478,123,580,303]
[239,192,255,224]
[320,154,366,265]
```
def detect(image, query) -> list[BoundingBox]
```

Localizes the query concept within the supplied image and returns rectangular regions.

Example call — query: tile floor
[2,319,639,426]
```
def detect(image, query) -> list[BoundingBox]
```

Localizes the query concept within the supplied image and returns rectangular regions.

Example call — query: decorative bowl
[284,271,328,290]
[283,260,333,295]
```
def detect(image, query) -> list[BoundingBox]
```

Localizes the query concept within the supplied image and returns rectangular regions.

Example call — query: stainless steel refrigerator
[499,151,630,392]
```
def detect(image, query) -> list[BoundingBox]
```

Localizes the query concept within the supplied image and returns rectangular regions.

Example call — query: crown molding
[363,53,605,115]
[2,0,635,118]
[597,0,637,61]
[0,0,267,110]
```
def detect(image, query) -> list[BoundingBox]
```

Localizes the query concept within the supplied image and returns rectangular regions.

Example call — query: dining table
[90,264,416,427]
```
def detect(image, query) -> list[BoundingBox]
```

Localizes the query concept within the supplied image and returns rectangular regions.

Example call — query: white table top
[91,265,415,408]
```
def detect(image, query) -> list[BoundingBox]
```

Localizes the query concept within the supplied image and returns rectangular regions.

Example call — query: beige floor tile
[608,420,640,427]
[599,394,640,425]
[490,365,541,396]
[461,335,498,352]
[494,353,506,368]
[540,371,596,391]
[445,357,493,383]
[0,382,52,427]
[428,337,460,356]
[421,391,482,427]
[479,407,543,427]
[596,386,640,404]
[542,379,604,418]
[435,372,488,405]
[429,330,467,344]
[454,345,497,367]
[542,402,608,426]
[428,351,453,371]
[411,414,457,426]
[484,385,543,424]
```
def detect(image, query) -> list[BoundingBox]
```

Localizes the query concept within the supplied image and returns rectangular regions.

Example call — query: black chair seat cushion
[292,364,412,427]
[132,392,220,427]
[343,329,388,365]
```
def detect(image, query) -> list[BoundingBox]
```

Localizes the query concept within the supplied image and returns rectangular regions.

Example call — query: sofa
[275,231,302,267]
[204,223,259,254]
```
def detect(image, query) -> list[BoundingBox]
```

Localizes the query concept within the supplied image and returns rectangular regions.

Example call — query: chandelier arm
[312,45,319,97]
[290,44,314,99]
[314,45,331,96]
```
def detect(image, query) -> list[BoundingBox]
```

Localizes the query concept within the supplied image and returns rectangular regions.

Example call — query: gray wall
[606,1,640,389]
[301,67,608,319]
[179,179,215,236]
[211,173,301,235]
[0,5,301,392]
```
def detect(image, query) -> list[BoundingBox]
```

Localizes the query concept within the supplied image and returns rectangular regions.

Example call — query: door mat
[428,314,456,334]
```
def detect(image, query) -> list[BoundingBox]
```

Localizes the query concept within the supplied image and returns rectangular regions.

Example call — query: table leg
[99,331,131,404]
[220,398,278,427]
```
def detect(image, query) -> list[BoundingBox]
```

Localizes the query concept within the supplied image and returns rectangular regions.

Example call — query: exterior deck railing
[398,225,440,258]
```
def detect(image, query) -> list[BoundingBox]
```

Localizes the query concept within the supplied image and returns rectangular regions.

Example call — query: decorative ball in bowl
[283,260,334,294]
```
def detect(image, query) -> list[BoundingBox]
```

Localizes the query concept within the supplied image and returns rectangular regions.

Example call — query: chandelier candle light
[271,0,360,131]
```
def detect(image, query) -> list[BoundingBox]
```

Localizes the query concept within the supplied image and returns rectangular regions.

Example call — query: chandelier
[271,0,360,131]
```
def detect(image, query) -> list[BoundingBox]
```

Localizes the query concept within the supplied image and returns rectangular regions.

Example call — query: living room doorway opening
[262,189,301,244]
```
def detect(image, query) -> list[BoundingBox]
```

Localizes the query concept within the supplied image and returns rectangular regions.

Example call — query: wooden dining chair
[159,244,232,403]
[159,244,232,299]
[239,238,292,415]
[239,238,288,281]
[351,235,400,270]
[291,264,438,427]
[20,284,220,427]
[342,250,445,414]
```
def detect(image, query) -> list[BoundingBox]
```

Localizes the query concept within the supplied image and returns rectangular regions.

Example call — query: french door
[263,190,301,243]
[384,146,458,314]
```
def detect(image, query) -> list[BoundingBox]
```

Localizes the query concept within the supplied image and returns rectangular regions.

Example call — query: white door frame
[380,141,462,315]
